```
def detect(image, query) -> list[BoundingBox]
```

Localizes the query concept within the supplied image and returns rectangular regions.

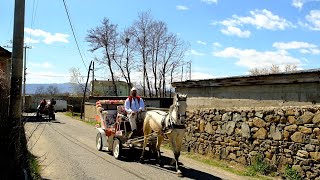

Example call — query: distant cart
[36,99,56,120]
[94,99,158,159]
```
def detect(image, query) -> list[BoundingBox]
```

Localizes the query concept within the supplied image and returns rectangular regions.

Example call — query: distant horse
[140,94,187,174]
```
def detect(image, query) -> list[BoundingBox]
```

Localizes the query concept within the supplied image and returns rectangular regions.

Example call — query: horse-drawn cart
[36,99,56,120]
[94,99,157,159]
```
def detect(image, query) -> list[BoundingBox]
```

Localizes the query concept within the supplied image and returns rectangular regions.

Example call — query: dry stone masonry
[184,106,320,179]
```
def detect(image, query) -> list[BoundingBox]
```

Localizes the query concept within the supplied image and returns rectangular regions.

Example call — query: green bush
[245,154,274,176]
[284,165,302,180]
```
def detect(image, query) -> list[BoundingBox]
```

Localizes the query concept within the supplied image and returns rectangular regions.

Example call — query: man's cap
[131,87,137,91]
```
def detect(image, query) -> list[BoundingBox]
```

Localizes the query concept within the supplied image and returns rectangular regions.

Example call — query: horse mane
[169,104,175,113]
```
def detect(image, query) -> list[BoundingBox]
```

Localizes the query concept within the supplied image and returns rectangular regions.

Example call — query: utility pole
[22,45,31,112]
[80,61,93,119]
[91,61,95,96]
[188,60,191,80]
[181,64,184,81]
[8,0,26,178]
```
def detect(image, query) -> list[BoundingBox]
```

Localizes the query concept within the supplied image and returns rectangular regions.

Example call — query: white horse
[140,94,187,174]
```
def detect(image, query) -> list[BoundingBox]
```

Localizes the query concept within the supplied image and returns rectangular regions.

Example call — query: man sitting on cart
[124,87,145,138]
[39,98,47,112]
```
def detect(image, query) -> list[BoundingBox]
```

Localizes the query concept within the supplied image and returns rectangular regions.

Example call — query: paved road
[25,113,254,180]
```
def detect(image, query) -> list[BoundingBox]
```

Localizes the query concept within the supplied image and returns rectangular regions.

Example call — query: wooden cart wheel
[113,138,122,159]
[96,133,103,151]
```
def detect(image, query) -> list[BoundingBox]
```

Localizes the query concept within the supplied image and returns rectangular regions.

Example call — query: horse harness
[157,99,187,132]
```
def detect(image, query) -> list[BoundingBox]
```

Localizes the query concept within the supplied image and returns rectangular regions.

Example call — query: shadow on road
[117,149,222,180]
[23,115,65,124]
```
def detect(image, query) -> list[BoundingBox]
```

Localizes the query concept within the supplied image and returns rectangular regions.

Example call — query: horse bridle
[169,98,187,129]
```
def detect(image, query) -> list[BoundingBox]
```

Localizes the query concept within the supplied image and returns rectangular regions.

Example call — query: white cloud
[301,48,320,54]
[24,28,69,44]
[213,47,301,69]
[273,41,320,54]
[190,72,215,80]
[213,9,294,38]
[24,37,39,44]
[28,62,54,69]
[201,0,218,4]
[311,48,320,54]
[292,0,304,9]
[189,49,205,56]
[305,10,320,30]
[176,5,189,11]
[273,41,317,49]
[213,42,222,47]
[220,26,251,38]
[292,0,320,9]
[197,40,207,45]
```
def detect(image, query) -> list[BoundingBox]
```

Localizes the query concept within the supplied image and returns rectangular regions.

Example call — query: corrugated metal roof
[172,68,320,84]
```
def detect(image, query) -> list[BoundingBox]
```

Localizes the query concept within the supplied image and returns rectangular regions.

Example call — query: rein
[157,98,187,130]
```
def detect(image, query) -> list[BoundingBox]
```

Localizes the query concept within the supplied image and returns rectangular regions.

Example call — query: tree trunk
[106,52,118,96]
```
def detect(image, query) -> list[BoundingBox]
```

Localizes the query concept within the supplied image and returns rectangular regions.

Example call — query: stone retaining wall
[184,106,320,179]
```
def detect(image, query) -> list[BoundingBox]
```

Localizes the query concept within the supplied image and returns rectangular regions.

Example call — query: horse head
[171,93,187,126]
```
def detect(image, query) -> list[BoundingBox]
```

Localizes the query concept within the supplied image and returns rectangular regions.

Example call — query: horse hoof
[177,170,182,177]
[139,158,144,164]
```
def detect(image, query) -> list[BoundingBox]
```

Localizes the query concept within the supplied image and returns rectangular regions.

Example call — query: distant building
[90,80,131,96]
[0,46,11,80]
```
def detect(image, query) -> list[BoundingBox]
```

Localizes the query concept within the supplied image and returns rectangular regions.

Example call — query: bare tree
[149,20,168,97]
[270,64,281,73]
[249,67,270,75]
[112,30,137,91]
[85,12,189,97]
[46,85,60,96]
[249,64,298,75]
[285,64,298,72]
[69,67,86,95]
[159,34,187,97]
[128,12,189,97]
[34,86,45,96]
[129,11,154,97]
[86,18,119,96]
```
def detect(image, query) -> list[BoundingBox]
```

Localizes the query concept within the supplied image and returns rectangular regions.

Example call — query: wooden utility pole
[91,61,95,96]
[6,0,26,178]
[80,61,93,119]
[22,45,31,112]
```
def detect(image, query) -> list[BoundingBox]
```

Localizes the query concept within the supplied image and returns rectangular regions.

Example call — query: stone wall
[184,106,320,179]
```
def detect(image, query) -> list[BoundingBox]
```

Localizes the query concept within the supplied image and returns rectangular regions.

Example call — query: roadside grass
[64,112,98,126]
[161,142,273,180]
[28,152,41,180]
[284,165,302,180]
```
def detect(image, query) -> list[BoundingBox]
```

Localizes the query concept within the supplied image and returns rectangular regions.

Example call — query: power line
[27,73,106,79]
[62,0,87,70]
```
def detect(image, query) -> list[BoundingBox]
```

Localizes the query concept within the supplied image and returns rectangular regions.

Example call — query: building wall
[84,103,96,122]
[91,81,130,96]
[177,83,320,108]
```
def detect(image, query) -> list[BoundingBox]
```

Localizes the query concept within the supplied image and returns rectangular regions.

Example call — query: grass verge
[161,143,273,180]
[284,165,302,180]
[64,112,98,126]
[28,152,41,180]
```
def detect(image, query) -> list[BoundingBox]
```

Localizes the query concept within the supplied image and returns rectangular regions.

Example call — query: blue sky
[1,0,320,84]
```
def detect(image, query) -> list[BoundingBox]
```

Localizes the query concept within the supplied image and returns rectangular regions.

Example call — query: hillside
[26,83,75,94]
